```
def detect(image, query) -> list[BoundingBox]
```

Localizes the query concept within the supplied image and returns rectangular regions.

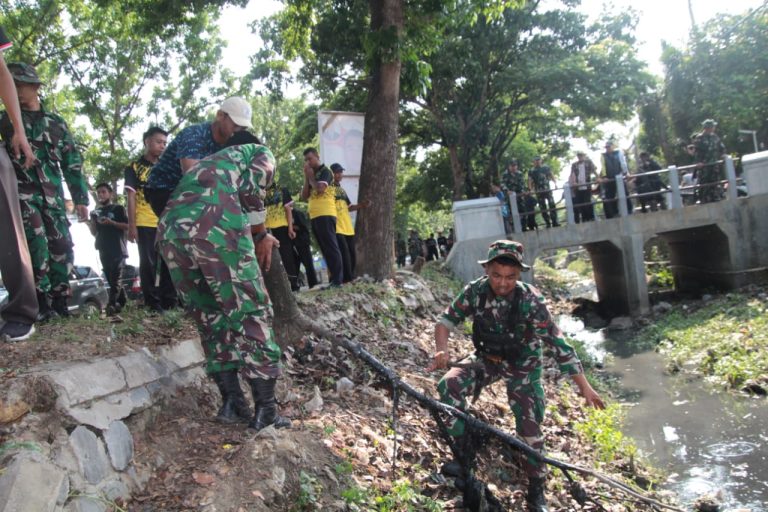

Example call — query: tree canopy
[639,6,768,163]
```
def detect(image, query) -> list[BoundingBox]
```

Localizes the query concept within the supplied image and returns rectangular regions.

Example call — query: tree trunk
[354,0,403,280]
[261,247,310,350]
[448,145,465,200]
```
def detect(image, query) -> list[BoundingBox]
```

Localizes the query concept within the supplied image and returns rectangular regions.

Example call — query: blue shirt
[147,123,223,190]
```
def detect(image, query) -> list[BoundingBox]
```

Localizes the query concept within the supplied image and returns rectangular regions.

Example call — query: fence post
[563,184,575,225]
[724,155,738,201]
[509,191,522,233]
[667,165,682,209]
[617,175,629,217]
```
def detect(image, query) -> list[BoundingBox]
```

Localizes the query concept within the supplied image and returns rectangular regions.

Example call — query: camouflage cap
[478,239,530,270]
[702,119,717,128]
[7,63,43,85]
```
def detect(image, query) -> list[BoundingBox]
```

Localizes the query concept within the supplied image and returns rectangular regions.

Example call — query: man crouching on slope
[428,239,604,511]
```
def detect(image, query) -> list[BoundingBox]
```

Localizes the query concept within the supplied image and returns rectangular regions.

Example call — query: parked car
[1,265,108,317]
[101,264,142,303]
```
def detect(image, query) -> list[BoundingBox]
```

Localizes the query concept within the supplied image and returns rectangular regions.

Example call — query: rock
[69,426,111,485]
[98,478,131,502]
[104,420,134,471]
[65,496,107,512]
[335,377,354,395]
[652,301,673,314]
[607,316,633,330]
[0,453,68,512]
[304,386,324,413]
[702,294,713,301]
[741,379,767,396]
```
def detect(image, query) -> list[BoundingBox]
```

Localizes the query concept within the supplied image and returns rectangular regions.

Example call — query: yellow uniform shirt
[307,165,337,219]
[335,185,354,236]
[123,157,159,228]
[265,185,293,229]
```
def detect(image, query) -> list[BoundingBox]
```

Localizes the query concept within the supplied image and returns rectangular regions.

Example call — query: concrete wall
[452,197,505,242]
[743,150,768,195]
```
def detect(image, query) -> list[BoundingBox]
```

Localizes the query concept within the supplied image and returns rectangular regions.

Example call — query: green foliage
[575,404,637,463]
[566,258,592,278]
[293,471,323,511]
[0,441,42,459]
[635,293,768,389]
[341,479,444,512]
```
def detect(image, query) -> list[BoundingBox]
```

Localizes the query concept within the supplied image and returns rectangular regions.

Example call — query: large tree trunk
[448,145,465,200]
[354,0,403,280]
[261,247,310,350]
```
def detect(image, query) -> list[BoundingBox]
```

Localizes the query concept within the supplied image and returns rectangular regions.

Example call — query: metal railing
[505,155,743,232]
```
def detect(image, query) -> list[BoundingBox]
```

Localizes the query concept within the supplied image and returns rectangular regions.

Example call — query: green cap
[478,239,530,270]
[7,63,43,85]
[702,119,717,128]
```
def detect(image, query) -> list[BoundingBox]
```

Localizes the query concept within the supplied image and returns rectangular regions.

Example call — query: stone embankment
[0,339,206,512]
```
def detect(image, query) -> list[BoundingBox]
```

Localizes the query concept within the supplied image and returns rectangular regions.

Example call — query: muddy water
[559,316,768,512]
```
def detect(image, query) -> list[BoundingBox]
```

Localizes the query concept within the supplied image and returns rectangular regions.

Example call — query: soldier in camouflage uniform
[693,119,726,204]
[500,160,536,231]
[428,240,604,511]
[0,63,89,320]
[528,157,559,228]
[157,131,290,431]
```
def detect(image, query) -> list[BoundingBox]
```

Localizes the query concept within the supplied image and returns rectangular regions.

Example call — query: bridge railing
[505,155,743,232]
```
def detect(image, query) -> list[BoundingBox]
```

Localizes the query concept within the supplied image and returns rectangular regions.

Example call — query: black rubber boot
[248,378,291,431]
[51,296,70,317]
[36,292,57,323]
[526,477,549,512]
[440,459,462,478]
[212,370,251,424]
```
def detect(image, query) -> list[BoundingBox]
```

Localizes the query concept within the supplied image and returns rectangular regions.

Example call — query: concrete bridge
[446,152,768,316]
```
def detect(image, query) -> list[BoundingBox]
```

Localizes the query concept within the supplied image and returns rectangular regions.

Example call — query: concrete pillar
[667,165,682,209]
[452,197,505,242]
[509,191,522,233]
[742,150,768,195]
[724,155,738,201]
[563,184,575,225]
[617,176,629,217]
[621,234,650,315]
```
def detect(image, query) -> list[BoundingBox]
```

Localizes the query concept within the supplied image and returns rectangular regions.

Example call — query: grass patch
[575,404,638,464]
[635,293,768,389]
[420,262,463,296]
[341,478,444,512]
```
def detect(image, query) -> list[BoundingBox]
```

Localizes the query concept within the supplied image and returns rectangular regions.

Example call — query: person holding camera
[89,183,128,315]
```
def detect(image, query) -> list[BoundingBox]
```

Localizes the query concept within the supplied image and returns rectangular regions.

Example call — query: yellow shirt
[265,185,292,229]
[123,157,158,228]
[335,185,354,236]
[307,165,337,219]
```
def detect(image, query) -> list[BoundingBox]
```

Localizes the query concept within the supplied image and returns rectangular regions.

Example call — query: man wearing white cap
[145,96,254,216]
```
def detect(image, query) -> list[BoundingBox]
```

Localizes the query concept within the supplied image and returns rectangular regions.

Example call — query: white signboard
[318,111,364,205]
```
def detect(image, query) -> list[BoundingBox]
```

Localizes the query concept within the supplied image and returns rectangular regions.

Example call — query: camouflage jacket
[528,165,553,192]
[440,277,584,380]
[0,107,88,207]
[694,132,726,165]
[157,144,276,250]
[500,170,527,194]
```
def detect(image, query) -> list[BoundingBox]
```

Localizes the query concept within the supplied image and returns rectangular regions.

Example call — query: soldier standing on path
[157,131,290,431]
[528,156,559,228]
[600,141,631,218]
[693,119,726,204]
[500,160,536,232]
[427,240,604,511]
[0,62,89,320]
[395,233,407,267]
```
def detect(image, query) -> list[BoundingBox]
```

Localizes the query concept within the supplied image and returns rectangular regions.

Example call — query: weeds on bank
[575,404,638,464]
[635,293,768,389]
[420,262,463,297]
[341,478,444,512]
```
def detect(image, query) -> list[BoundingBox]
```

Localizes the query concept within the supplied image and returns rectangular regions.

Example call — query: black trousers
[137,226,177,309]
[293,242,318,288]
[0,144,38,324]
[572,189,595,223]
[100,254,126,307]
[271,226,300,291]
[337,233,356,283]
[311,216,343,286]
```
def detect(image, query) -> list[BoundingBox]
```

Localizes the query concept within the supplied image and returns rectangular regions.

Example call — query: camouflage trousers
[437,353,547,477]
[19,193,73,297]
[158,236,282,380]
[697,165,723,203]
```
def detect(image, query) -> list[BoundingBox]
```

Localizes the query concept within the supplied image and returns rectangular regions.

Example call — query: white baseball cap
[219,96,253,129]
